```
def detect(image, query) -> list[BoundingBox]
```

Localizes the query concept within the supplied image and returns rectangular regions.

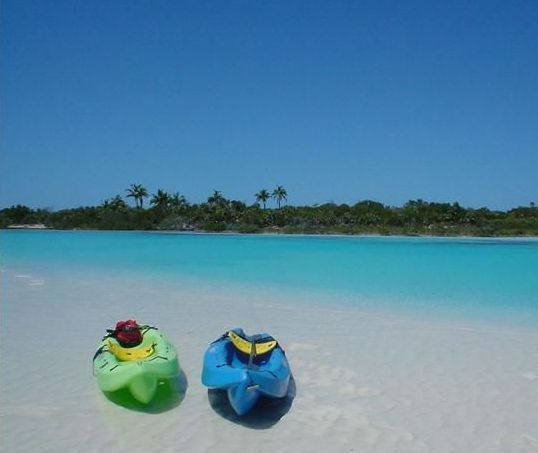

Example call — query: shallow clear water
[1,230,537,325]
[2,230,538,453]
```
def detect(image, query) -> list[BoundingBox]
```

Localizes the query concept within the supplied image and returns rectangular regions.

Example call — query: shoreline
[3,243,538,334]
[2,226,538,240]
[5,261,538,334]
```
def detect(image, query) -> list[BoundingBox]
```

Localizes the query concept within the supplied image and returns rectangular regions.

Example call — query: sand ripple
[2,270,538,452]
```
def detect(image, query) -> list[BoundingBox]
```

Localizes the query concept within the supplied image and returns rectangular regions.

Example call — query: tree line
[1,184,537,236]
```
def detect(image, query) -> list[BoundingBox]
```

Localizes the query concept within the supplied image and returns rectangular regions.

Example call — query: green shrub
[237,224,262,234]
[202,221,226,232]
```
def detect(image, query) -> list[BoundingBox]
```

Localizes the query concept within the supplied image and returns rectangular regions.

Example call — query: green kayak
[93,325,180,404]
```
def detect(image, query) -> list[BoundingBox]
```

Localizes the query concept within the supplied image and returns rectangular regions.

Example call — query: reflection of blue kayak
[202,328,291,415]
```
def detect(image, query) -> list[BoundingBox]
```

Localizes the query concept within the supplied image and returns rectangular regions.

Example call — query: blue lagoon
[3,230,538,324]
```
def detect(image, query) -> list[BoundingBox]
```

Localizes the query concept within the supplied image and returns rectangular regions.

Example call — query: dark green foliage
[0,204,49,226]
[237,224,262,234]
[2,195,537,236]
[202,221,227,232]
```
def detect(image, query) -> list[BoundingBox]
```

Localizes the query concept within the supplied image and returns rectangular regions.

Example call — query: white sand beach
[1,268,538,453]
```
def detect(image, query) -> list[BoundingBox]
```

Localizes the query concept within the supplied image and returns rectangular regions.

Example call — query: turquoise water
[2,230,538,324]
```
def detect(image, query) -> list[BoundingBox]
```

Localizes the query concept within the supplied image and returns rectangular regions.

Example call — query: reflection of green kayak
[93,326,180,404]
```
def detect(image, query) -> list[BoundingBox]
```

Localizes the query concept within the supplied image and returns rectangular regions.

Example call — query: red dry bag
[113,319,143,347]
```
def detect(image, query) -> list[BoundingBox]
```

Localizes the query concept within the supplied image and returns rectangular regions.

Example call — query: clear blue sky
[1,0,537,210]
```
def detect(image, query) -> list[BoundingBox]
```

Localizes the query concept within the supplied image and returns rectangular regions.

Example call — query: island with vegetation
[1,184,537,236]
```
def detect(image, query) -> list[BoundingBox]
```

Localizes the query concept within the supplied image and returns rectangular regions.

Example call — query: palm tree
[126,184,148,209]
[207,190,227,208]
[102,195,127,211]
[169,192,188,212]
[272,185,287,209]
[255,189,270,209]
[150,189,171,211]
[125,184,137,207]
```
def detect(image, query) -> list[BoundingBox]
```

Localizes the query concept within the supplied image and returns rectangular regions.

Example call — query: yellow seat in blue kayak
[228,330,278,356]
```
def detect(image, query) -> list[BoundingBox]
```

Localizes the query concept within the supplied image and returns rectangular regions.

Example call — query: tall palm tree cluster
[256,185,287,209]
[99,184,289,231]
[123,184,187,212]
[125,184,148,209]
[122,183,288,211]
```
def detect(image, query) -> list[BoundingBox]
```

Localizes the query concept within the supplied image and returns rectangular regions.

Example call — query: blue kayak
[202,328,291,415]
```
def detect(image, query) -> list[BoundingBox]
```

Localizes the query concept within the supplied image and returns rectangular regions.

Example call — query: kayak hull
[93,327,179,404]
[202,329,291,416]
